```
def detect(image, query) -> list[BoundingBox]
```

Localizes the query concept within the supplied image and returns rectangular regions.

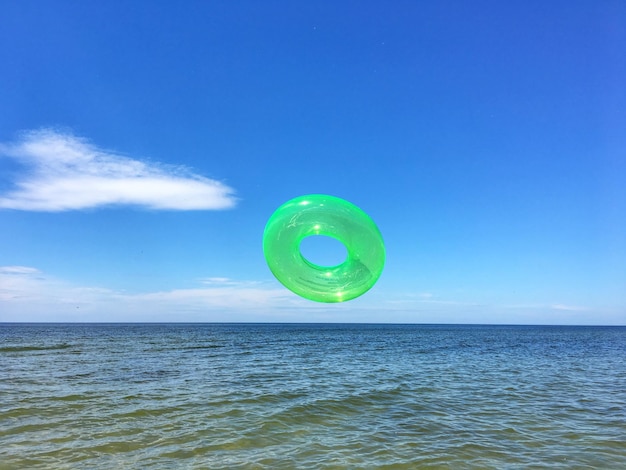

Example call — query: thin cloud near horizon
[0,129,237,211]
[0,265,315,321]
[1,265,621,325]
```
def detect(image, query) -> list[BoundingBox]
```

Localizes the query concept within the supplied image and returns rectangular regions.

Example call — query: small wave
[0,343,72,353]
[183,344,225,350]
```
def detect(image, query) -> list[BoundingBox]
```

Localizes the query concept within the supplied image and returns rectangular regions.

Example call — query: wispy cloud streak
[0,129,237,211]
[1,267,621,325]
[0,266,303,322]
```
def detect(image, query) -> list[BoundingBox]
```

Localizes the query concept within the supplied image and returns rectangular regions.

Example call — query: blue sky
[1,1,624,324]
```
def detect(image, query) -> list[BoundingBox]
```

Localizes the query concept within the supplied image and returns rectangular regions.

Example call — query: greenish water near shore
[2,323,625,469]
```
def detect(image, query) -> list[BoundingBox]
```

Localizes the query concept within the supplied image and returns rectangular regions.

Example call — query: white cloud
[198,277,243,286]
[1,267,623,325]
[0,266,319,322]
[0,266,405,323]
[0,129,237,211]
[0,266,41,275]
[551,304,589,312]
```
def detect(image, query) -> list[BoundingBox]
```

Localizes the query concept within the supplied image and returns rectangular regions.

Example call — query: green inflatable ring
[263,194,385,303]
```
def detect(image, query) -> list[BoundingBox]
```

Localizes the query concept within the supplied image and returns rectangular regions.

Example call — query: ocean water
[1,323,625,469]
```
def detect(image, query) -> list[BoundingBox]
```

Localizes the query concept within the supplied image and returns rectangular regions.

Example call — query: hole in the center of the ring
[299,235,348,267]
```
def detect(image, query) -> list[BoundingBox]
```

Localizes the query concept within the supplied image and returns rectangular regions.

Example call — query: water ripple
[1,324,625,468]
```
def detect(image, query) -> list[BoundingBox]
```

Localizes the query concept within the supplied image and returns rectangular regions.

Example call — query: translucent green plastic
[263,194,385,303]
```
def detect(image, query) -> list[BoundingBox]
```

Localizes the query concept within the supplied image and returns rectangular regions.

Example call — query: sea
[1,323,625,469]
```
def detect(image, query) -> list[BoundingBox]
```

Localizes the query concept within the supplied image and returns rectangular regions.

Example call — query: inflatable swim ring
[263,194,385,302]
